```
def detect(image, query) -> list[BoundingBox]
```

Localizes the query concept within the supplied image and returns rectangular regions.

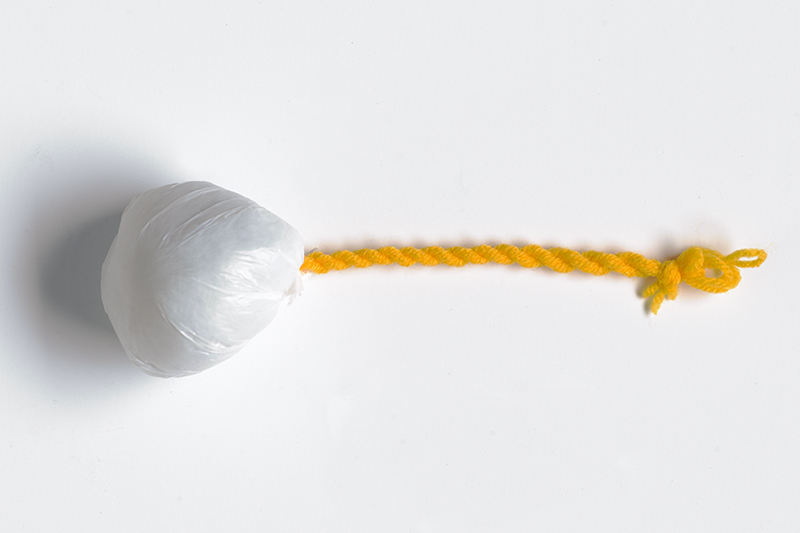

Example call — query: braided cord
[300,244,767,314]
[302,245,658,276]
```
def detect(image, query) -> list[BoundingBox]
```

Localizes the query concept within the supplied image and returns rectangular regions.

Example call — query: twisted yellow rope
[300,244,767,314]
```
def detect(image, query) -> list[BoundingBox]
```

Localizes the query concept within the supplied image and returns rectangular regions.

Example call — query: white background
[1,1,798,531]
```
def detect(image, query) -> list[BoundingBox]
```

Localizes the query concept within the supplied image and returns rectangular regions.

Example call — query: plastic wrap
[101,181,303,377]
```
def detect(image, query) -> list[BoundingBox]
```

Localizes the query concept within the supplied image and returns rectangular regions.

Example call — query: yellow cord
[300,244,767,314]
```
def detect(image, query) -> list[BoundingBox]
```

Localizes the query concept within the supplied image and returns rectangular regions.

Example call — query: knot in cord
[642,246,767,314]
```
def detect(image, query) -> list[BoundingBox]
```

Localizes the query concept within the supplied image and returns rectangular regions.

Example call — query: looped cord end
[724,248,768,268]
[642,246,767,314]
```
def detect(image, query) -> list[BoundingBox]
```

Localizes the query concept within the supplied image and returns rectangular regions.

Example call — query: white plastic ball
[101,181,303,377]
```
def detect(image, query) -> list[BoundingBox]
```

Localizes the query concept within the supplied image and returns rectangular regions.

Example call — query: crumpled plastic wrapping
[101,181,304,377]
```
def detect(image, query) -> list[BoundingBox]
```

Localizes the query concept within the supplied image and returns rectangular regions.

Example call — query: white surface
[0,1,798,531]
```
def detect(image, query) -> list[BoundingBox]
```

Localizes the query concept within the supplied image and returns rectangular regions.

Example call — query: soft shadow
[39,210,123,339]
[6,138,175,394]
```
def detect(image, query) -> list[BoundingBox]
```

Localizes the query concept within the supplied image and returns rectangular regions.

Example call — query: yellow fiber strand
[300,245,767,314]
